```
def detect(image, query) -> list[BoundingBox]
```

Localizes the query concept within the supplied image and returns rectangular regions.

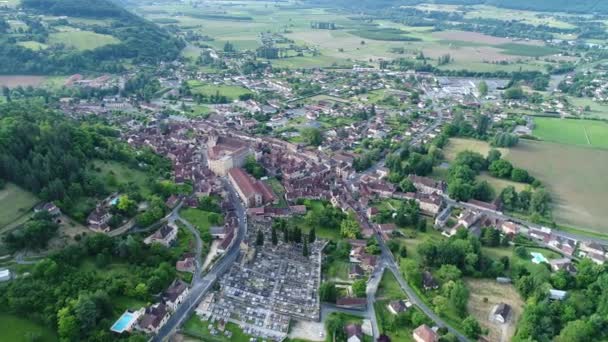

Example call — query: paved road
[366,264,384,340]
[444,197,608,245]
[376,236,470,342]
[346,108,470,341]
[173,216,204,283]
[152,180,247,342]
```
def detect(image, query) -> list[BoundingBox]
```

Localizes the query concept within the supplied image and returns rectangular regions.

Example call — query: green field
[16,41,48,50]
[187,80,252,101]
[442,138,524,198]
[48,31,120,51]
[0,314,57,342]
[0,183,38,228]
[324,259,351,282]
[569,97,608,120]
[113,296,147,315]
[497,43,559,57]
[508,140,608,233]
[377,270,406,301]
[264,178,288,208]
[93,160,154,196]
[483,245,561,265]
[444,137,608,234]
[289,200,341,241]
[180,208,223,235]
[532,117,608,149]
[444,138,509,161]
[477,172,528,195]
[182,316,251,342]
[349,28,420,41]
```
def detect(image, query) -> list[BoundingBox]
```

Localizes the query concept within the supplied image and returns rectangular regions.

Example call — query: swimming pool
[530,252,548,264]
[110,312,136,333]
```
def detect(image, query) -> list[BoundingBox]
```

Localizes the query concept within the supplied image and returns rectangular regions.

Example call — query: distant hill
[307,0,608,14]
[0,0,184,74]
[486,0,608,13]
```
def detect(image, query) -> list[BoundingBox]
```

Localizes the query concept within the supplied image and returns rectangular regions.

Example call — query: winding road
[152,179,247,342]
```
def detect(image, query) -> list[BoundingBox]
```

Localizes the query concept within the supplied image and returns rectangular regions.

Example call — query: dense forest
[0,233,182,342]
[0,0,184,74]
[0,102,171,219]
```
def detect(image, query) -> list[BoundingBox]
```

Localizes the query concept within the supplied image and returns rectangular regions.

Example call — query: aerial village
[2,40,607,342]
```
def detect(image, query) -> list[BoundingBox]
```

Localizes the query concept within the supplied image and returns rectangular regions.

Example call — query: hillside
[0,0,184,74]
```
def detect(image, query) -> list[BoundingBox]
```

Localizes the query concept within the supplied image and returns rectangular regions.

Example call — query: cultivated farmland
[507,140,608,233]
[444,138,608,233]
[0,75,47,88]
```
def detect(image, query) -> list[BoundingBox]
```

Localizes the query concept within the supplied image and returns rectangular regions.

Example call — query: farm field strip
[507,140,608,233]
[532,117,608,149]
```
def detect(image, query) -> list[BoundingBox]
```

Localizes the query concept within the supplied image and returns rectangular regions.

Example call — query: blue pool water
[111,312,135,333]
[531,252,548,264]
[110,197,119,206]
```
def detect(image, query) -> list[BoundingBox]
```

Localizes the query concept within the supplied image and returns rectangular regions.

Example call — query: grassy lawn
[0,183,39,228]
[443,138,508,161]
[174,224,195,256]
[113,296,148,315]
[397,228,446,264]
[184,104,211,118]
[290,200,342,241]
[284,200,342,241]
[484,245,561,276]
[324,259,351,282]
[180,208,223,235]
[0,314,57,342]
[377,270,406,301]
[187,80,252,101]
[182,315,251,342]
[48,31,120,51]
[264,178,288,208]
[532,117,608,149]
[477,172,528,194]
[371,198,401,213]
[92,160,154,197]
[316,115,358,129]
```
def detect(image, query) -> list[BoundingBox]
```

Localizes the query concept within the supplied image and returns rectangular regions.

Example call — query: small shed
[549,289,567,301]
[0,269,10,282]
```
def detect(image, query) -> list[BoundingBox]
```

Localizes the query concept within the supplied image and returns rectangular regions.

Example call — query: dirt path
[202,240,220,270]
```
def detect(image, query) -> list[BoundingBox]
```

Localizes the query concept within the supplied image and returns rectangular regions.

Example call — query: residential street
[152,179,247,342]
